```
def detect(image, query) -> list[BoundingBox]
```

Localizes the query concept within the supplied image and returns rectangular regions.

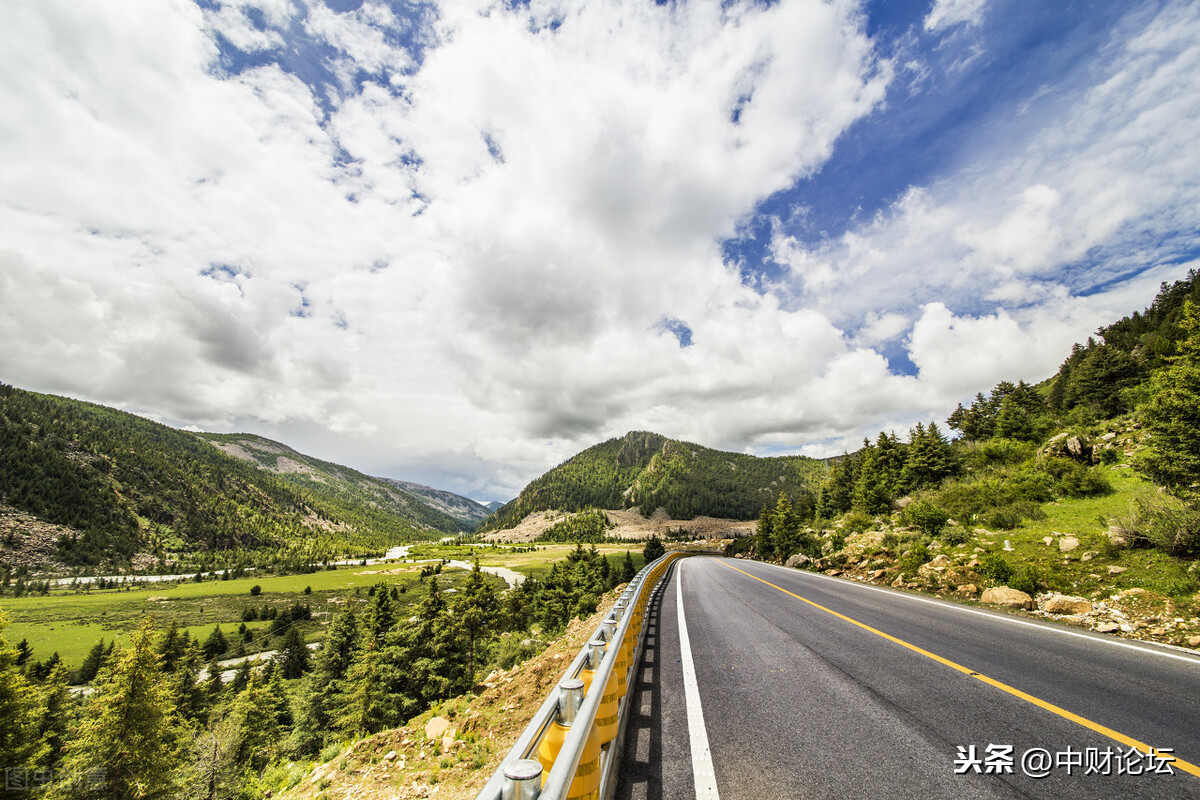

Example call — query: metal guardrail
[474,551,686,800]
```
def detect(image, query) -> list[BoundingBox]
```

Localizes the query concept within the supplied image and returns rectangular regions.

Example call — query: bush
[897,540,931,574]
[250,584,262,596]
[1009,565,1042,596]
[942,526,970,546]
[842,511,873,534]
[971,438,1038,468]
[901,500,950,537]
[979,553,1014,584]
[1117,493,1200,556]
[984,501,1046,530]
[1042,458,1113,498]
[880,532,899,550]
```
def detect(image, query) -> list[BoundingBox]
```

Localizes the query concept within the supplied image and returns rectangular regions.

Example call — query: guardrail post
[502,759,543,800]
[581,638,619,744]
[538,678,601,799]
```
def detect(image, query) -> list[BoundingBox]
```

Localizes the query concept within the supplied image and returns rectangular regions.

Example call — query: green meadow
[0,543,645,669]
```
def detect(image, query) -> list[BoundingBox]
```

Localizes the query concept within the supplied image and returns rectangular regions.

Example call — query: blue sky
[2,0,1199,501]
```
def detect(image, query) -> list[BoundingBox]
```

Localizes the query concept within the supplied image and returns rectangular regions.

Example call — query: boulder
[959,583,979,596]
[424,716,451,740]
[1107,565,1126,575]
[785,553,811,569]
[1188,636,1200,648]
[1058,537,1080,553]
[1107,526,1128,548]
[1042,594,1093,615]
[1066,436,1088,459]
[981,587,1034,610]
[1095,623,1121,633]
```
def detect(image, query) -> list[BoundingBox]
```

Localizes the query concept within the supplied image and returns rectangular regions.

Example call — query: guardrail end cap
[502,758,543,782]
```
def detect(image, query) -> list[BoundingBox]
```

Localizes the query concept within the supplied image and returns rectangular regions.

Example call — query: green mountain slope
[479,430,826,533]
[0,386,431,566]
[378,478,492,529]
[199,433,485,533]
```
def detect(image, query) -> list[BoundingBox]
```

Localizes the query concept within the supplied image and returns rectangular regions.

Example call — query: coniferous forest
[0,549,634,800]
[748,271,1200,567]
[0,387,442,568]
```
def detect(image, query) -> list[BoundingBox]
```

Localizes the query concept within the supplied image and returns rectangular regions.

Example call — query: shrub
[880,532,899,550]
[1117,492,1200,556]
[984,506,1024,530]
[942,526,970,546]
[897,540,931,574]
[250,584,262,596]
[1009,565,1042,596]
[973,438,1038,468]
[901,500,950,537]
[1042,458,1113,498]
[979,552,1014,584]
[842,511,873,533]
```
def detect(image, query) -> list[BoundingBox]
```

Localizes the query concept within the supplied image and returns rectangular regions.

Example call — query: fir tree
[620,550,637,582]
[201,625,228,661]
[78,638,108,683]
[456,560,499,684]
[48,621,186,800]
[34,661,74,773]
[1140,301,1200,499]
[770,494,802,562]
[755,504,775,560]
[277,627,310,680]
[0,613,38,775]
[642,536,665,562]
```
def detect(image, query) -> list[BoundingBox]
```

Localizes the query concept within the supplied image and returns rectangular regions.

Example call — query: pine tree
[334,636,392,738]
[642,536,665,562]
[201,625,228,661]
[278,627,310,680]
[755,504,775,560]
[0,613,38,775]
[34,661,73,773]
[78,638,108,683]
[48,620,186,800]
[1141,301,1200,497]
[770,495,801,562]
[620,550,637,582]
[456,560,499,684]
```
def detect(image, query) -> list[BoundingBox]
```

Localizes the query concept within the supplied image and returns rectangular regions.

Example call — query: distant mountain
[0,385,432,567]
[378,478,491,529]
[478,431,826,533]
[484,501,506,513]
[199,434,481,534]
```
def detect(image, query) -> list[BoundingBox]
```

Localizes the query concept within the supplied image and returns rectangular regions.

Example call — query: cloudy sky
[3,0,1199,503]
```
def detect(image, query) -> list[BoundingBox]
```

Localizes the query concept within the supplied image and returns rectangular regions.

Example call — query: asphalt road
[615,556,1200,800]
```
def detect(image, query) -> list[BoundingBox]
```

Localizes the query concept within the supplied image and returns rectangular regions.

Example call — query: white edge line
[677,563,721,800]
[744,559,1200,667]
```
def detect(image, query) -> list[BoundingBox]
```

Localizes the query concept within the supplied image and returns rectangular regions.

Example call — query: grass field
[0,544,648,670]
[962,464,1200,604]
[0,562,485,668]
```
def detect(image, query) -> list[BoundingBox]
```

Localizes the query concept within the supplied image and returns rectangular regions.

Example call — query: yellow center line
[717,560,1200,779]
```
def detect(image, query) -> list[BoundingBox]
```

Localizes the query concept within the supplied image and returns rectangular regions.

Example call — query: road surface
[616,556,1200,799]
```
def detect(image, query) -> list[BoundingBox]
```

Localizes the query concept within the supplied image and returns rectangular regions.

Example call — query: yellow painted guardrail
[474,551,687,800]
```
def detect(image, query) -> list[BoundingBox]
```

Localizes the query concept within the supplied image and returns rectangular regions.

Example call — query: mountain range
[0,386,487,568]
[478,430,826,533]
